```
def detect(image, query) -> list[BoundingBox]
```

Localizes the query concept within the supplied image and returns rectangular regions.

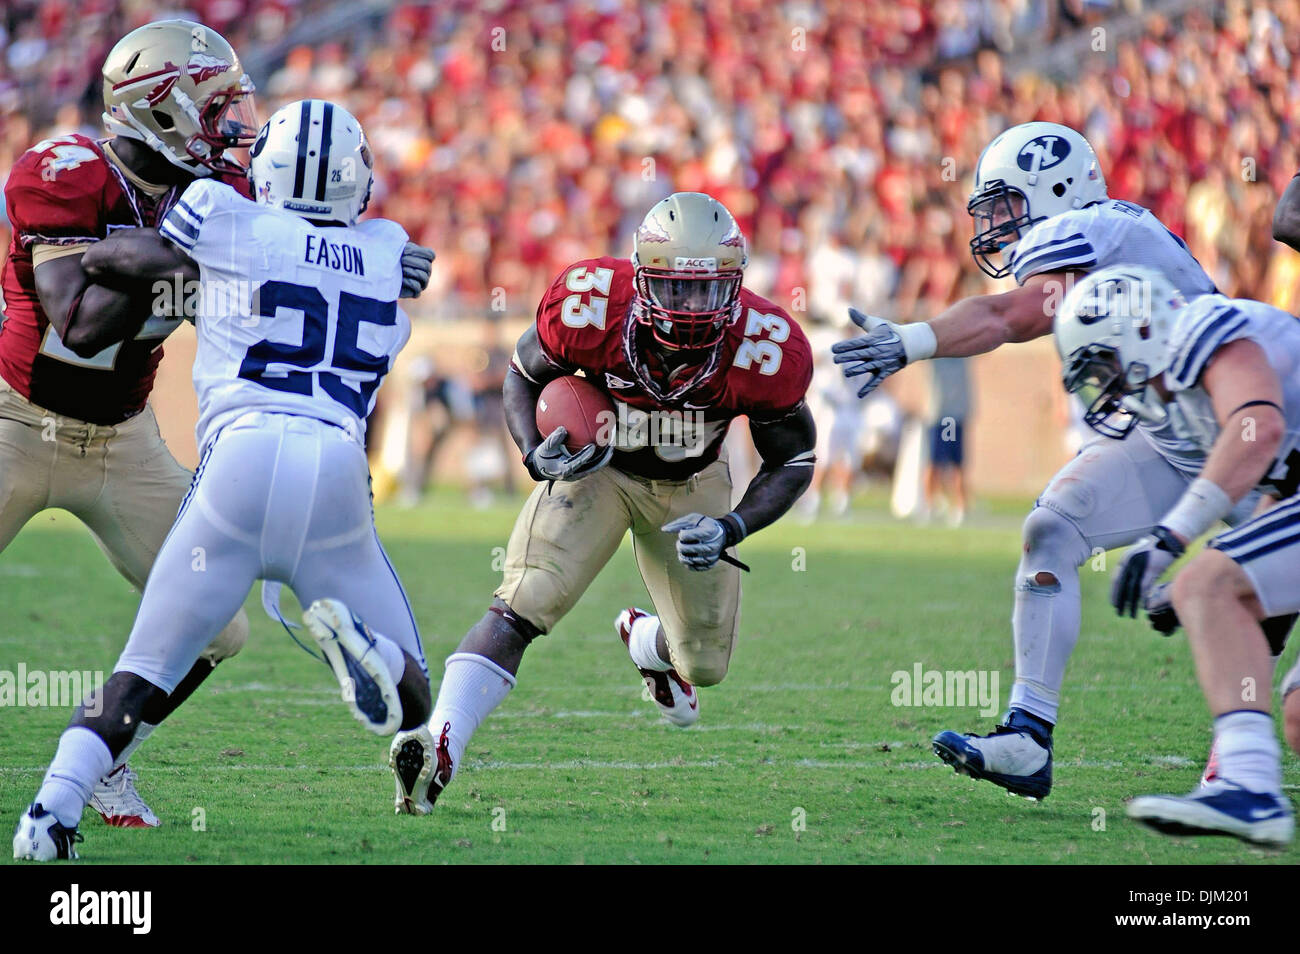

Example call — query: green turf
[1,494,1295,864]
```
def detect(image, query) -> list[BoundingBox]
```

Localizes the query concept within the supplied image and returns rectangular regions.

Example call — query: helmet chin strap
[103,113,213,177]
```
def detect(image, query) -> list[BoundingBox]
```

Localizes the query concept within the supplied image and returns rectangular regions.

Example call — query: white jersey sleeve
[1011,201,1216,302]
[1164,295,1253,391]
[1009,209,1101,283]
[158,178,241,257]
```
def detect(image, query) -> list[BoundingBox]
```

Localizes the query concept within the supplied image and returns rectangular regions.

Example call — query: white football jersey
[1161,293,1300,497]
[160,179,410,452]
[1011,198,1216,472]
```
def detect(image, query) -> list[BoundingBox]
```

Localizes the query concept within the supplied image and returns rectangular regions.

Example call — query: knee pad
[200,609,249,665]
[1019,505,1090,587]
[676,656,728,688]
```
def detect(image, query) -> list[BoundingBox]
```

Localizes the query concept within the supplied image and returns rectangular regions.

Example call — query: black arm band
[1228,400,1284,419]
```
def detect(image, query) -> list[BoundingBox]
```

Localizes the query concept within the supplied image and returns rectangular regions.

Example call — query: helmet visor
[968,184,1032,278]
[202,91,259,148]
[1063,344,1140,439]
[645,273,741,314]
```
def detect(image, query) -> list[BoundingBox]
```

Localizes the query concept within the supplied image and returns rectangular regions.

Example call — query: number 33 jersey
[160,179,410,453]
[533,257,813,481]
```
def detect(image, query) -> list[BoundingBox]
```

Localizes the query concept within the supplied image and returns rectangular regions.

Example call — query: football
[536,375,616,452]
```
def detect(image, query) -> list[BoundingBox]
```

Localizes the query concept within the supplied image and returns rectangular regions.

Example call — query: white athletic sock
[371,632,407,683]
[110,721,156,771]
[35,727,113,828]
[429,653,516,784]
[1214,710,1282,795]
[627,613,672,672]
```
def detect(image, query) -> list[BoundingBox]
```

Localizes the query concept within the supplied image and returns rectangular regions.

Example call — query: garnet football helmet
[102,19,257,177]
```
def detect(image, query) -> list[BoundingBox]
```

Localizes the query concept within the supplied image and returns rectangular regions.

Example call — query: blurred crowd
[3,0,1300,503]
[9,1,1292,326]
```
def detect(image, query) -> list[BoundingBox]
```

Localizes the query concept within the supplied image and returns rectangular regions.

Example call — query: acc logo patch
[1016,135,1070,173]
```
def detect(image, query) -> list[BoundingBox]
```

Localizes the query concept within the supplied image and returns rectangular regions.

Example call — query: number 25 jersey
[159,179,410,453]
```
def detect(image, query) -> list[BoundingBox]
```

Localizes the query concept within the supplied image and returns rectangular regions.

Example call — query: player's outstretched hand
[662,513,732,572]
[399,242,436,299]
[524,426,613,482]
[1111,527,1184,618]
[831,308,910,398]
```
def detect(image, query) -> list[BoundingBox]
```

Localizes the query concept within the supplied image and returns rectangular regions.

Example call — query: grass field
[1,492,1296,865]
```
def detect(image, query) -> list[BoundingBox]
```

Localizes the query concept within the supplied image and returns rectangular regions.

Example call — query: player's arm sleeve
[504,324,569,458]
[1009,213,1099,285]
[727,321,817,538]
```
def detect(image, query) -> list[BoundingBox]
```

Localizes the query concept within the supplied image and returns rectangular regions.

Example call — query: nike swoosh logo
[1249,807,1282,820]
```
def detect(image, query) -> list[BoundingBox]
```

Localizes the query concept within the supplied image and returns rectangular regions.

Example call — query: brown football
[536,375,616,452]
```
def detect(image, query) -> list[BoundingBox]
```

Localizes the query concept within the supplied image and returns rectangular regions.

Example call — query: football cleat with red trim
[90,764,160,828]
[616,607,699,727]
[389,721,454,815]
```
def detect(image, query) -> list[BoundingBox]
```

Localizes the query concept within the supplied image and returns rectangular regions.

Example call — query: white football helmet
[968,121,1108,278]
[1054,264,1188,438]
[249,99,373,224]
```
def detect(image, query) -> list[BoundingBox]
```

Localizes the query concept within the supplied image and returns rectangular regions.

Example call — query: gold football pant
[495,457,741,686]
[0,375,247,662]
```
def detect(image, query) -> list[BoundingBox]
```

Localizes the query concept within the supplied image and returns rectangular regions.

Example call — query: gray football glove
[661,512,744,571]
[831,308,909,398]
[524,426,613,482]
[399,242,436,299]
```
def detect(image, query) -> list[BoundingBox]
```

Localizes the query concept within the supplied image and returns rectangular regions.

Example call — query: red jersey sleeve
[727,292,813,421]
[4,135,112,249]
[534,256,635,372]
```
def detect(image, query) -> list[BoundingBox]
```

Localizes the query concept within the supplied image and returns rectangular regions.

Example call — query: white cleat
[90,764,160,828]
[389,721,454,815]
[13,803,82,861]
[303,598,402,736]
[616,607,699,727]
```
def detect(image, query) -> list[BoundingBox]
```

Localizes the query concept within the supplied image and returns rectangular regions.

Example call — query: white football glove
[831,307,937,398]
[523,426,613,482]
[661,512,745,571]
[399,242,436,299]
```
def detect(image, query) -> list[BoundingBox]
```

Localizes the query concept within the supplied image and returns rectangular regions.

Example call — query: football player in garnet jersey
[387,192,816,815]
[0,21,259,828]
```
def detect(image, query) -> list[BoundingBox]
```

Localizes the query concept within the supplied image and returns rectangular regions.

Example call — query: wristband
[897,321,938,362]
[1161,478,1233,543]
[719,512,747,547]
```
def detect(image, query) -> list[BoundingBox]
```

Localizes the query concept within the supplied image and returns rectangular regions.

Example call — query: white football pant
[115,411,425,693]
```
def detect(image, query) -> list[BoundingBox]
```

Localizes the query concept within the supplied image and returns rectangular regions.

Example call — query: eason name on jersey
[304,234,365,275]
[50,884,151,934]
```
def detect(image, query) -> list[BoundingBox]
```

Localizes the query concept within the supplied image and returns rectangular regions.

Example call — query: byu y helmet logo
[1016,135,1070,173]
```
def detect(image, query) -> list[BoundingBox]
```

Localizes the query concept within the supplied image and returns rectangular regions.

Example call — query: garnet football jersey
[534,257,812,480]
[0,133,250,425]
